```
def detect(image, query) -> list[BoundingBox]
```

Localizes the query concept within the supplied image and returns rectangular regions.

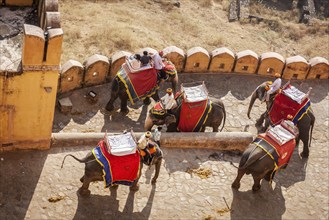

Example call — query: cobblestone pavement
[0,74,328,220]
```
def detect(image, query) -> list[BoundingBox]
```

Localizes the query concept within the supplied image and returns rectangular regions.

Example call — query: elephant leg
[152,158,162,185]
[232,169,245,190]
[264,169,274,181]
[256,112,267,127]
[252,175,262,192]
[130,162,143,191]
[298,121,311,158]
[80,175,84,183]
[300,136,310,159]
[119,93,129,114]
[212,126,219,132]
[105,93,118,112]
[143,97,151,106]
[79,176,92,196]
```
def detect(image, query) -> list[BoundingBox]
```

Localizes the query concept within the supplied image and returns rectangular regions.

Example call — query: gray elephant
[61,140,162,196]
[105,60,178,114]
[232,120,299,191]
[144,94,226,132]
[247,82,315,158]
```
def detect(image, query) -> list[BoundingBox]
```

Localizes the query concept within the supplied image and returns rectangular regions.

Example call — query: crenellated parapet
[59,45,328,94]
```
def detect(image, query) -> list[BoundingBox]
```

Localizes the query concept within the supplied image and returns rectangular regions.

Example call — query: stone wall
[59,46,329,94]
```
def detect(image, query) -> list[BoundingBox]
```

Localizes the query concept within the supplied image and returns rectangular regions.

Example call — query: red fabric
[269,92,310,124]
[259,133,296,167]
[177,99,208,132]
[127,68,158,97]
[153,102,163,111]
[99,141,140,183]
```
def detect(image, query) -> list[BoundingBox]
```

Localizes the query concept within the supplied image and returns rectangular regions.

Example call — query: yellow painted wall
[0,71,59,150]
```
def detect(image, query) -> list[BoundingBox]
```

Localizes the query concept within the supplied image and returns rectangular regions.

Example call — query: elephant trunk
[247,90,258,119]
[144,115,155,131]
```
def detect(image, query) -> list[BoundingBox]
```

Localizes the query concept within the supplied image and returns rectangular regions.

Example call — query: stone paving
[0,74,328,220]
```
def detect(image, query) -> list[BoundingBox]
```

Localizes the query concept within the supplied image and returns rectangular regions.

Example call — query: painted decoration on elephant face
[269,84,311,125]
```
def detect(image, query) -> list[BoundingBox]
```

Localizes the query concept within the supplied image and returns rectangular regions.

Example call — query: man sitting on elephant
[138,131,162,166]
[161,88,178,114]
[152,51,168,82]
[263,72,282,102]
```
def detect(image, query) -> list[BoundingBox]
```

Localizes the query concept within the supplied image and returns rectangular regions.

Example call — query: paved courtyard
[0,74,328,219]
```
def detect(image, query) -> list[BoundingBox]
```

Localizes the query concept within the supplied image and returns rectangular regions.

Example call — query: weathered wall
[59,46,328,94]
[0,3,63,151]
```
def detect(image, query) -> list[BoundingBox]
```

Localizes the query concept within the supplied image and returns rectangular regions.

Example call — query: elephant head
[247,81,272,119]
[144,106,177,131]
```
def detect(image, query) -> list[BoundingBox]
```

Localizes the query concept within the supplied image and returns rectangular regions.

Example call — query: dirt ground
[58,0,329,64]
[1,73,328,220]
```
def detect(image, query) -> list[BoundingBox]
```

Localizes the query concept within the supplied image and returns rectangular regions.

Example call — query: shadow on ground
[73,185,156,219]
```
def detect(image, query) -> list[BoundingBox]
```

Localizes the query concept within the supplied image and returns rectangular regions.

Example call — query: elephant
[231,143,276,192]
[105,60,178,114]
[232,120,298,192]
[247,82,315,158]
[61,140,163,197]
[144,94,226,132]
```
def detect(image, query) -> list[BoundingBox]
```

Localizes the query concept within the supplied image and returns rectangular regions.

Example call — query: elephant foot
[231,181,240,190]
[120,108,129,114]
[130,183,140,191]
[255,119,263,127]
[105,103,114,112]
[252,185,261,192]
[151,178,157,185]
[78,188,91,197]
[143,98,151,106]
[300,151,309,159]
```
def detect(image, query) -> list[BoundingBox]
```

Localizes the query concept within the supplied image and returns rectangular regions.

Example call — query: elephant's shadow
[162,148,241,174]
[275,148,308,188]
[73,185,156,220]
[230,181,286,220]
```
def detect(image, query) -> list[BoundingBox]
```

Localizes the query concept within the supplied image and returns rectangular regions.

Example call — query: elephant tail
[220,102,226,132]
[308,109,316,148]
[61,154,95,168]
[215,100,226,132]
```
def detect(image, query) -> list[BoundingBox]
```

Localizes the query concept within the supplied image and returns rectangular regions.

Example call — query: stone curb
[51,132,253,152]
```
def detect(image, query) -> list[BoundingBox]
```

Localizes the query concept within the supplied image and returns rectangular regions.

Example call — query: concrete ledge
[51,132,253,152]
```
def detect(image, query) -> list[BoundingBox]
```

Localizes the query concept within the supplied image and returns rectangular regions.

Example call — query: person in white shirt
[152,51,167,81]
[161,88,177,111]
[265,73,282,102]
[137,131,152,150]
[153,126,162,147]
